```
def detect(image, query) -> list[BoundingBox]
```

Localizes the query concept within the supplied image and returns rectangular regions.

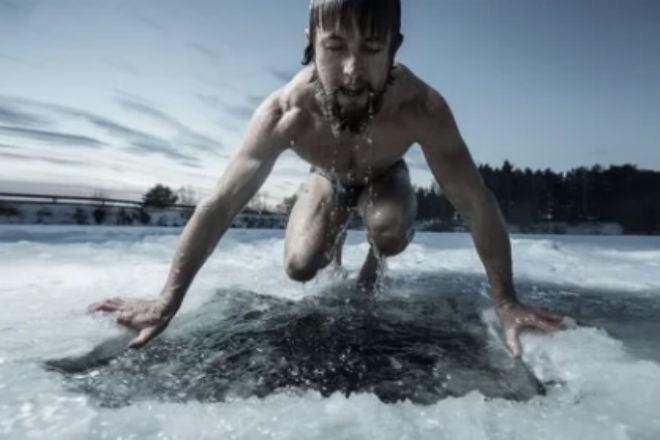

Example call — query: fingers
[532,307,564,322]
[504,311,562,357]
[505,319,555,357]
[116,310,134,327]
[505,327,522,357]
[87,297,124,313]
[529,317,562,333]
[128,326,162,349]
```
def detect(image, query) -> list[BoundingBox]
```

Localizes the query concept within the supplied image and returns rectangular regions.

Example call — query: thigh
[358,160,417,240]
[284,172,352,266]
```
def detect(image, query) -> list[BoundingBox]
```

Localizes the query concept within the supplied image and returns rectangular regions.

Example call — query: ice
[0,225,658,439]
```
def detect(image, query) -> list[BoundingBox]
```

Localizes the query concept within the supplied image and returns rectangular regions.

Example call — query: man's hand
[495,301,564,357]
[88,297,175,349]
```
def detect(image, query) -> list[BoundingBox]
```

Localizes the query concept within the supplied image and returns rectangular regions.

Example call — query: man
[90,0,564,356]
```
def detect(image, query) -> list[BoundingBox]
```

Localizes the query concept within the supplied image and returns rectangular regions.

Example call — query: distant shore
[0,200,648,235]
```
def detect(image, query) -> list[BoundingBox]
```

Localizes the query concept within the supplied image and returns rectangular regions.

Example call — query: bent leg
[356,160,417,287]
[284,173,351,282]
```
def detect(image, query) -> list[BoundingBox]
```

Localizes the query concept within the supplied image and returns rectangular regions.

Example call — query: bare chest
[290,118,414,184]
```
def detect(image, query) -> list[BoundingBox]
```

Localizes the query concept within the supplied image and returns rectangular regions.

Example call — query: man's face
[312,19,393,133]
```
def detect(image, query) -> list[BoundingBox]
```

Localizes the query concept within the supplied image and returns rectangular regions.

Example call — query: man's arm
[89,92,292,348]
[416,88,563,356]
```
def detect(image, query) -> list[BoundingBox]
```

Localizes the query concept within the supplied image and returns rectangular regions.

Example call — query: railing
[0,192,288,223]
[0,192,195,209]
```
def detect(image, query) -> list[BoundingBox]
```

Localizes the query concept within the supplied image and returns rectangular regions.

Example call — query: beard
[312,67,394,136]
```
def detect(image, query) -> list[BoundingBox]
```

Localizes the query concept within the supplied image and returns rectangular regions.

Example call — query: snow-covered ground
[0,225,658,439]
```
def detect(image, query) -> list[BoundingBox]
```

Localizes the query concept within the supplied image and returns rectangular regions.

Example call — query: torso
[276,63,428,186]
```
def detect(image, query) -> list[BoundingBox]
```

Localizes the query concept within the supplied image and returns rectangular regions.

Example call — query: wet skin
[89,23,566,355]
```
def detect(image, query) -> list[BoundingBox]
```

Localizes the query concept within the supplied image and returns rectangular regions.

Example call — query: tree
[73,207,89,225]
[142,184,178,208]
[93,206,107,224]
[176,185,197,205]
[246,190,269,213]
[278,193,298,214]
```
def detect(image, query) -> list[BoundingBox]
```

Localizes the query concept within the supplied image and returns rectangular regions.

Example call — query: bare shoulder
[391,63,458,146]
[268,66,318,139]
[392,63,450,121]
[245,69,315,149]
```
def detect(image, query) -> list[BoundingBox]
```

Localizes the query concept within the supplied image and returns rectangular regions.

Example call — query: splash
[45,288,545,408]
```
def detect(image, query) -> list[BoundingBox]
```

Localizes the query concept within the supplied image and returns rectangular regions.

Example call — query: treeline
[416,162,659,234]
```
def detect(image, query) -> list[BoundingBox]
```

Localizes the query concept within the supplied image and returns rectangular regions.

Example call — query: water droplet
[368,92,374,118]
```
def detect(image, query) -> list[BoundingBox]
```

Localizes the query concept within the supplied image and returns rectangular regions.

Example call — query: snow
[0,225,658,439]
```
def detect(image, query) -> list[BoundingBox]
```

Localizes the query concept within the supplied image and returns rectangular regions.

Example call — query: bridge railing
[0,192,195,209]
[0,192,288,223]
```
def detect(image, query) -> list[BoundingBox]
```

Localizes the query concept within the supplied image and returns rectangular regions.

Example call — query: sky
[0,0,658,203]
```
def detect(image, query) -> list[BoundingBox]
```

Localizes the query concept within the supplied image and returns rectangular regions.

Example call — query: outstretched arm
[416,89,564,356]
[89,92,291,348]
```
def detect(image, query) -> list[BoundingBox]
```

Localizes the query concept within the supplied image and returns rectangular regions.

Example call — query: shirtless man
[90,0,564,356]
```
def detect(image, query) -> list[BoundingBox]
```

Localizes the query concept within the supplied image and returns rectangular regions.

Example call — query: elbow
[195,195,221,214]
[192,194,228,222]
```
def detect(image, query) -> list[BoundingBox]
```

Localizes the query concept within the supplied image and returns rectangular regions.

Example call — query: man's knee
[366,211,414,256]
[370,228,413,256]
[284,253,319,282]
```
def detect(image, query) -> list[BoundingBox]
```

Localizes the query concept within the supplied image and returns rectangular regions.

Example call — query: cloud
[215,118,242,133]
[80,115,208,165]
[175,132,224,155]
[199,92,264,123]
[80,115,204,167]
[0,104,49,126]
[0,125,103,148]
[116,98,187,131]
[196,94,220,109]
[116,95,224,153]
[129,139,200,168]
[0,150,86,166]
[0,94,85,118]
[245,94,266,107]
[221,103,256,121]
[81,115,154,140]
[129,13,168,34]
[0,94,221,165]
[186,42,222,61]
[266,67,297,84]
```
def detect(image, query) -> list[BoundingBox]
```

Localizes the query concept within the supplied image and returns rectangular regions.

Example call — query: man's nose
[342,54,365,81]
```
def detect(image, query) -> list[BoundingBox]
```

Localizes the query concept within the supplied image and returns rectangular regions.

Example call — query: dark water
[46,282,544,407]
[45,273,658,408]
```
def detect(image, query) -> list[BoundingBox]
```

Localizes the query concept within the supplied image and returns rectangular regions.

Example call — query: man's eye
[325,45,344,52]
[364,45,383,54]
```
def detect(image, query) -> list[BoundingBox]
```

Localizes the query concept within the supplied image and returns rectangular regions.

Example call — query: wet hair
[302,0,403,65]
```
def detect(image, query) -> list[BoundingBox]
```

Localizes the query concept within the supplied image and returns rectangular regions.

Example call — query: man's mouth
[340,87,367,98]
